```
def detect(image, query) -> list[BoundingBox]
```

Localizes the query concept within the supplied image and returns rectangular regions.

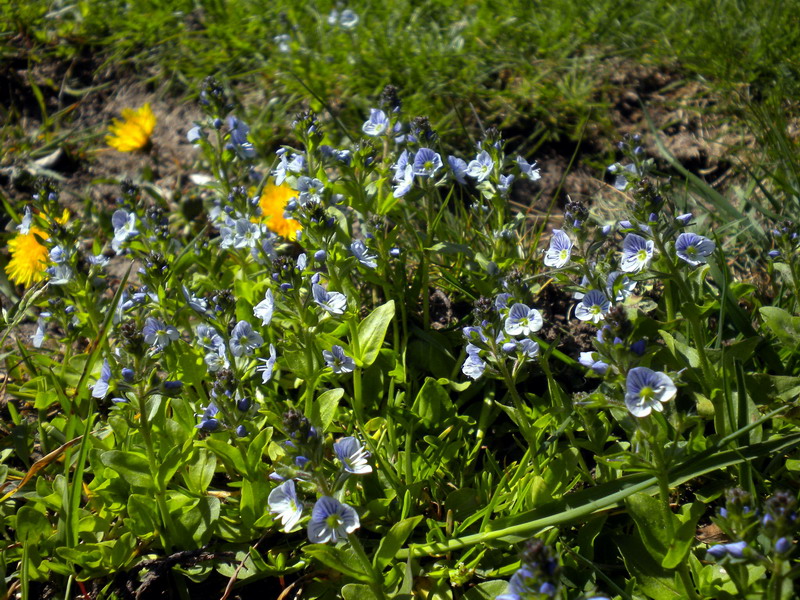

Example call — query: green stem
[137,391,174,552]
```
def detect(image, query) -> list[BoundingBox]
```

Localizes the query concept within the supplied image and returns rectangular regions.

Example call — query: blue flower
[706,540,747,559]
[256,344,277,383]
[605,271,636,302]
[195,324,223,351]
[516,156,541,181]
[111,209,138,253]
[227,117,256,159]
[182,285,209,314]
[676,213,693,225]
[312,283,348,315]
[334,437,372,474]
[412,148,443,177]
[253,289,275,326]
[187,126,203,143]
[323,345,356,374]
[91,359,112,399]
[350,240,377,269]
[142,317,179,350]
[297,176,324,206]
[268,480,304,532]
[196,402,221,431]
[498,174,514,196]
[362,108,389,136]
[393,163,415,198]
[308,496,360,544]
[579,351,609,375]
[675,232,715,266]
[543,229,573,268]
[620,233,654,273]
[274,151,305,185]
[462,354,486,380]
[625,367,677,417]
[575,290,610,324]
[466,150,494,182]
[229,320,263,357]
[205,345,229,372]
[504,303,544,336]
[447,156,468,184]
[517,338,540,360]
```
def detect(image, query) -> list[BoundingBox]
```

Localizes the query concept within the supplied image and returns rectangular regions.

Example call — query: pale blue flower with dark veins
[143,317,179,350]
[350,240,377,269]
[273,151,306,185]
[268,480,304,532]
[232,219,261,249]
[448,156,468,184]
[323,345,356,374]
[312,283,347,315]
[91,359,112,399]
[253,289,275,326]
[297,176,324,206]
[229,320,263,357]
[392,149,409,180]
[575,290,611,324]
[543,229,573,268]
[362,108,389,136]
[413,148,443,177]
[505,303,544,336]
[334,437,372,474]
[620,233,654,273]
[625,366,677,417]
[516,156,541,181]
[256,344,277,383]
[227,116,256,159]
[498,174,514,196]
[517,338,540,360]
[393,163,415,198]
[579,351,609,375]
[466,150,494,182]
[308,496,360,544]
[675,232,715,266]
[205,345,229,372]
[605,271,636,302]
[462,354,486,380]
[182,285,209,314]
[196,324,222,350]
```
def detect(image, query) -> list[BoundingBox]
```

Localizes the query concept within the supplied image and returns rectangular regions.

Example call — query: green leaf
[303,545,371,582]
[183,448,217,494]
[127,494,159,537]
[462,581,509,599]
[312,388,344,432]
[663,502,705,569]
[16,506,50,543]
[100,450,154,489]
[760,306,800,346]
[410,378,450,428]
[357,300,395,367]
[616,532,680,600]
[156,444,185,491]
[374,515,423,572]
[625,493,670,562]
[173,496,220,549]
[341,583,379,600]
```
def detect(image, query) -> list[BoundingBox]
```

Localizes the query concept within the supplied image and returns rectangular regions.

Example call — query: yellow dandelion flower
[256,183,302,240]
[5,226,50,287]
[106,103,156,152]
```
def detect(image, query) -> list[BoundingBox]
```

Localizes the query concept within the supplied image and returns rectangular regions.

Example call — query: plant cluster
[2,78,800,600]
